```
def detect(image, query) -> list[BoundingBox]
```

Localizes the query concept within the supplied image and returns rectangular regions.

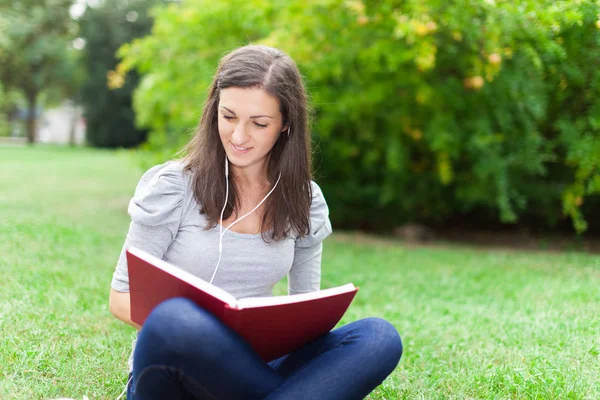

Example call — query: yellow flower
[463,76,484,90]
[107,70,125,90]
[425,21,438,33]
[488,53,502,65]
[346,0,365,14]
[415,22,429,36]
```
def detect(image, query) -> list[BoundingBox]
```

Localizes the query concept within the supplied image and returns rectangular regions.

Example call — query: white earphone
[210,124,289,284]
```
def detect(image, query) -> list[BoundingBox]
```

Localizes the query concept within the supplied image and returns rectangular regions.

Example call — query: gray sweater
[111,161,332,371]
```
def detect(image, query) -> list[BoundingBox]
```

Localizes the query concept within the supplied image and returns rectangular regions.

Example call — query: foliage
[0,0,80,143]
[78,0,163,148]
[116,0,276,162]
[117,0,600,232]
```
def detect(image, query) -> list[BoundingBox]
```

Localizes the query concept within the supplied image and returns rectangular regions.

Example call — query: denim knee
[140,297,226,362]
[358,317,403,372]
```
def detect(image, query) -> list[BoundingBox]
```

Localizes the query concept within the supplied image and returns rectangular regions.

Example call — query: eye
[254,122,268,128]
[222,115,236,120]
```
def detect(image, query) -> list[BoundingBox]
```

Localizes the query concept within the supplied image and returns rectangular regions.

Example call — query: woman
[109,45,402,400]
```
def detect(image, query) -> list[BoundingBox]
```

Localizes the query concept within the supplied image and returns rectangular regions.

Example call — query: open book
[126,247,359,362]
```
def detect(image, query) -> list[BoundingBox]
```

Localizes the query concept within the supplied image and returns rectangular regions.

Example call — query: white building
[37,100,86,145]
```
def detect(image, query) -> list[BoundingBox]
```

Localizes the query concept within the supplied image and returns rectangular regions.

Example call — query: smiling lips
[231,142,252,153]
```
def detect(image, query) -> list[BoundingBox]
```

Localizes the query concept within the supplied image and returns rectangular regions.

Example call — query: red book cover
[126,247,359,362]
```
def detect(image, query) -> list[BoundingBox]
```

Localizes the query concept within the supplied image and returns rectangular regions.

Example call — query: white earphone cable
[209,157,281,285]
[115,374,132,400]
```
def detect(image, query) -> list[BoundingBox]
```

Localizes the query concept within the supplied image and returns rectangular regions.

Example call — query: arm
[109,162,185,328]
[288,241,323,295]
[109,288,141,330]
[288,181,332,295]
[109,222,177,329]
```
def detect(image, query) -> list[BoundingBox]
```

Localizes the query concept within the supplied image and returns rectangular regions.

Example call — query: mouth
[231,142,252,153]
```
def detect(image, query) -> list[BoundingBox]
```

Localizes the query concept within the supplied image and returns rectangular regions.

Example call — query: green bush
[118,0,600,232]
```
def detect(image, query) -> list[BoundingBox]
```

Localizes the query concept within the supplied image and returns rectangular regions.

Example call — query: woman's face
[218,87,286,177]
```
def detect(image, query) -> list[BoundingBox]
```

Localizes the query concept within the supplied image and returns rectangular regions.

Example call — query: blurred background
[1,0,599,247]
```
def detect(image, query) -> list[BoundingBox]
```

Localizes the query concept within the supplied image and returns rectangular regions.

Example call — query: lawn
[1,145,599,399]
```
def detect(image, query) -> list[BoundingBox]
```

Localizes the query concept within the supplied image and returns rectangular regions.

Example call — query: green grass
[1,145,599,399]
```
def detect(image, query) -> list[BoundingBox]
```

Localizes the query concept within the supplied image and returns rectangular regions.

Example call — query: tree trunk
[26,92,37,144]
[68,101,77,147]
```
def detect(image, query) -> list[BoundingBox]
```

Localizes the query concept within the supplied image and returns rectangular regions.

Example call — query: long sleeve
[111,161,187,293]
[288,181,333,295]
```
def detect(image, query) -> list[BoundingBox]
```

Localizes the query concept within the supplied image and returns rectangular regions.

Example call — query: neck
[231,160,270,192]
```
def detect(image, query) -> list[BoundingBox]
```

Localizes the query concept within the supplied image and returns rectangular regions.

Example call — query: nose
[231,122,249,145]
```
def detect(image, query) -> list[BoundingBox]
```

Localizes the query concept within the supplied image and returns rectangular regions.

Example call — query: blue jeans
[127,297,402,400]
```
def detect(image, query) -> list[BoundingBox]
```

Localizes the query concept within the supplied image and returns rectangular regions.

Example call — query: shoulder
[136,160,190,190]
[128,160,192,226]
[309,180,326,199]
[308,180,329,218]
[295,181,332,247]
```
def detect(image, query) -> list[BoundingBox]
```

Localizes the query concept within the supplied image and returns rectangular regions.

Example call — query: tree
[0,0,79,144]
[78,0,161,148]
[117,0,600,233]
[0,82,7,137]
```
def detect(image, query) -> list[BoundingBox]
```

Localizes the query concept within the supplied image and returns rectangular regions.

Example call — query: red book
[126,247,359,362]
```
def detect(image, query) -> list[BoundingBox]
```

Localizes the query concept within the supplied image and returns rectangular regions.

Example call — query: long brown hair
[182,45,312,241]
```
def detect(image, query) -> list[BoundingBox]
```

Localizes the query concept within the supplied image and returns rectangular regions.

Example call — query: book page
[236,283,356,309]
[128,247,238,307]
